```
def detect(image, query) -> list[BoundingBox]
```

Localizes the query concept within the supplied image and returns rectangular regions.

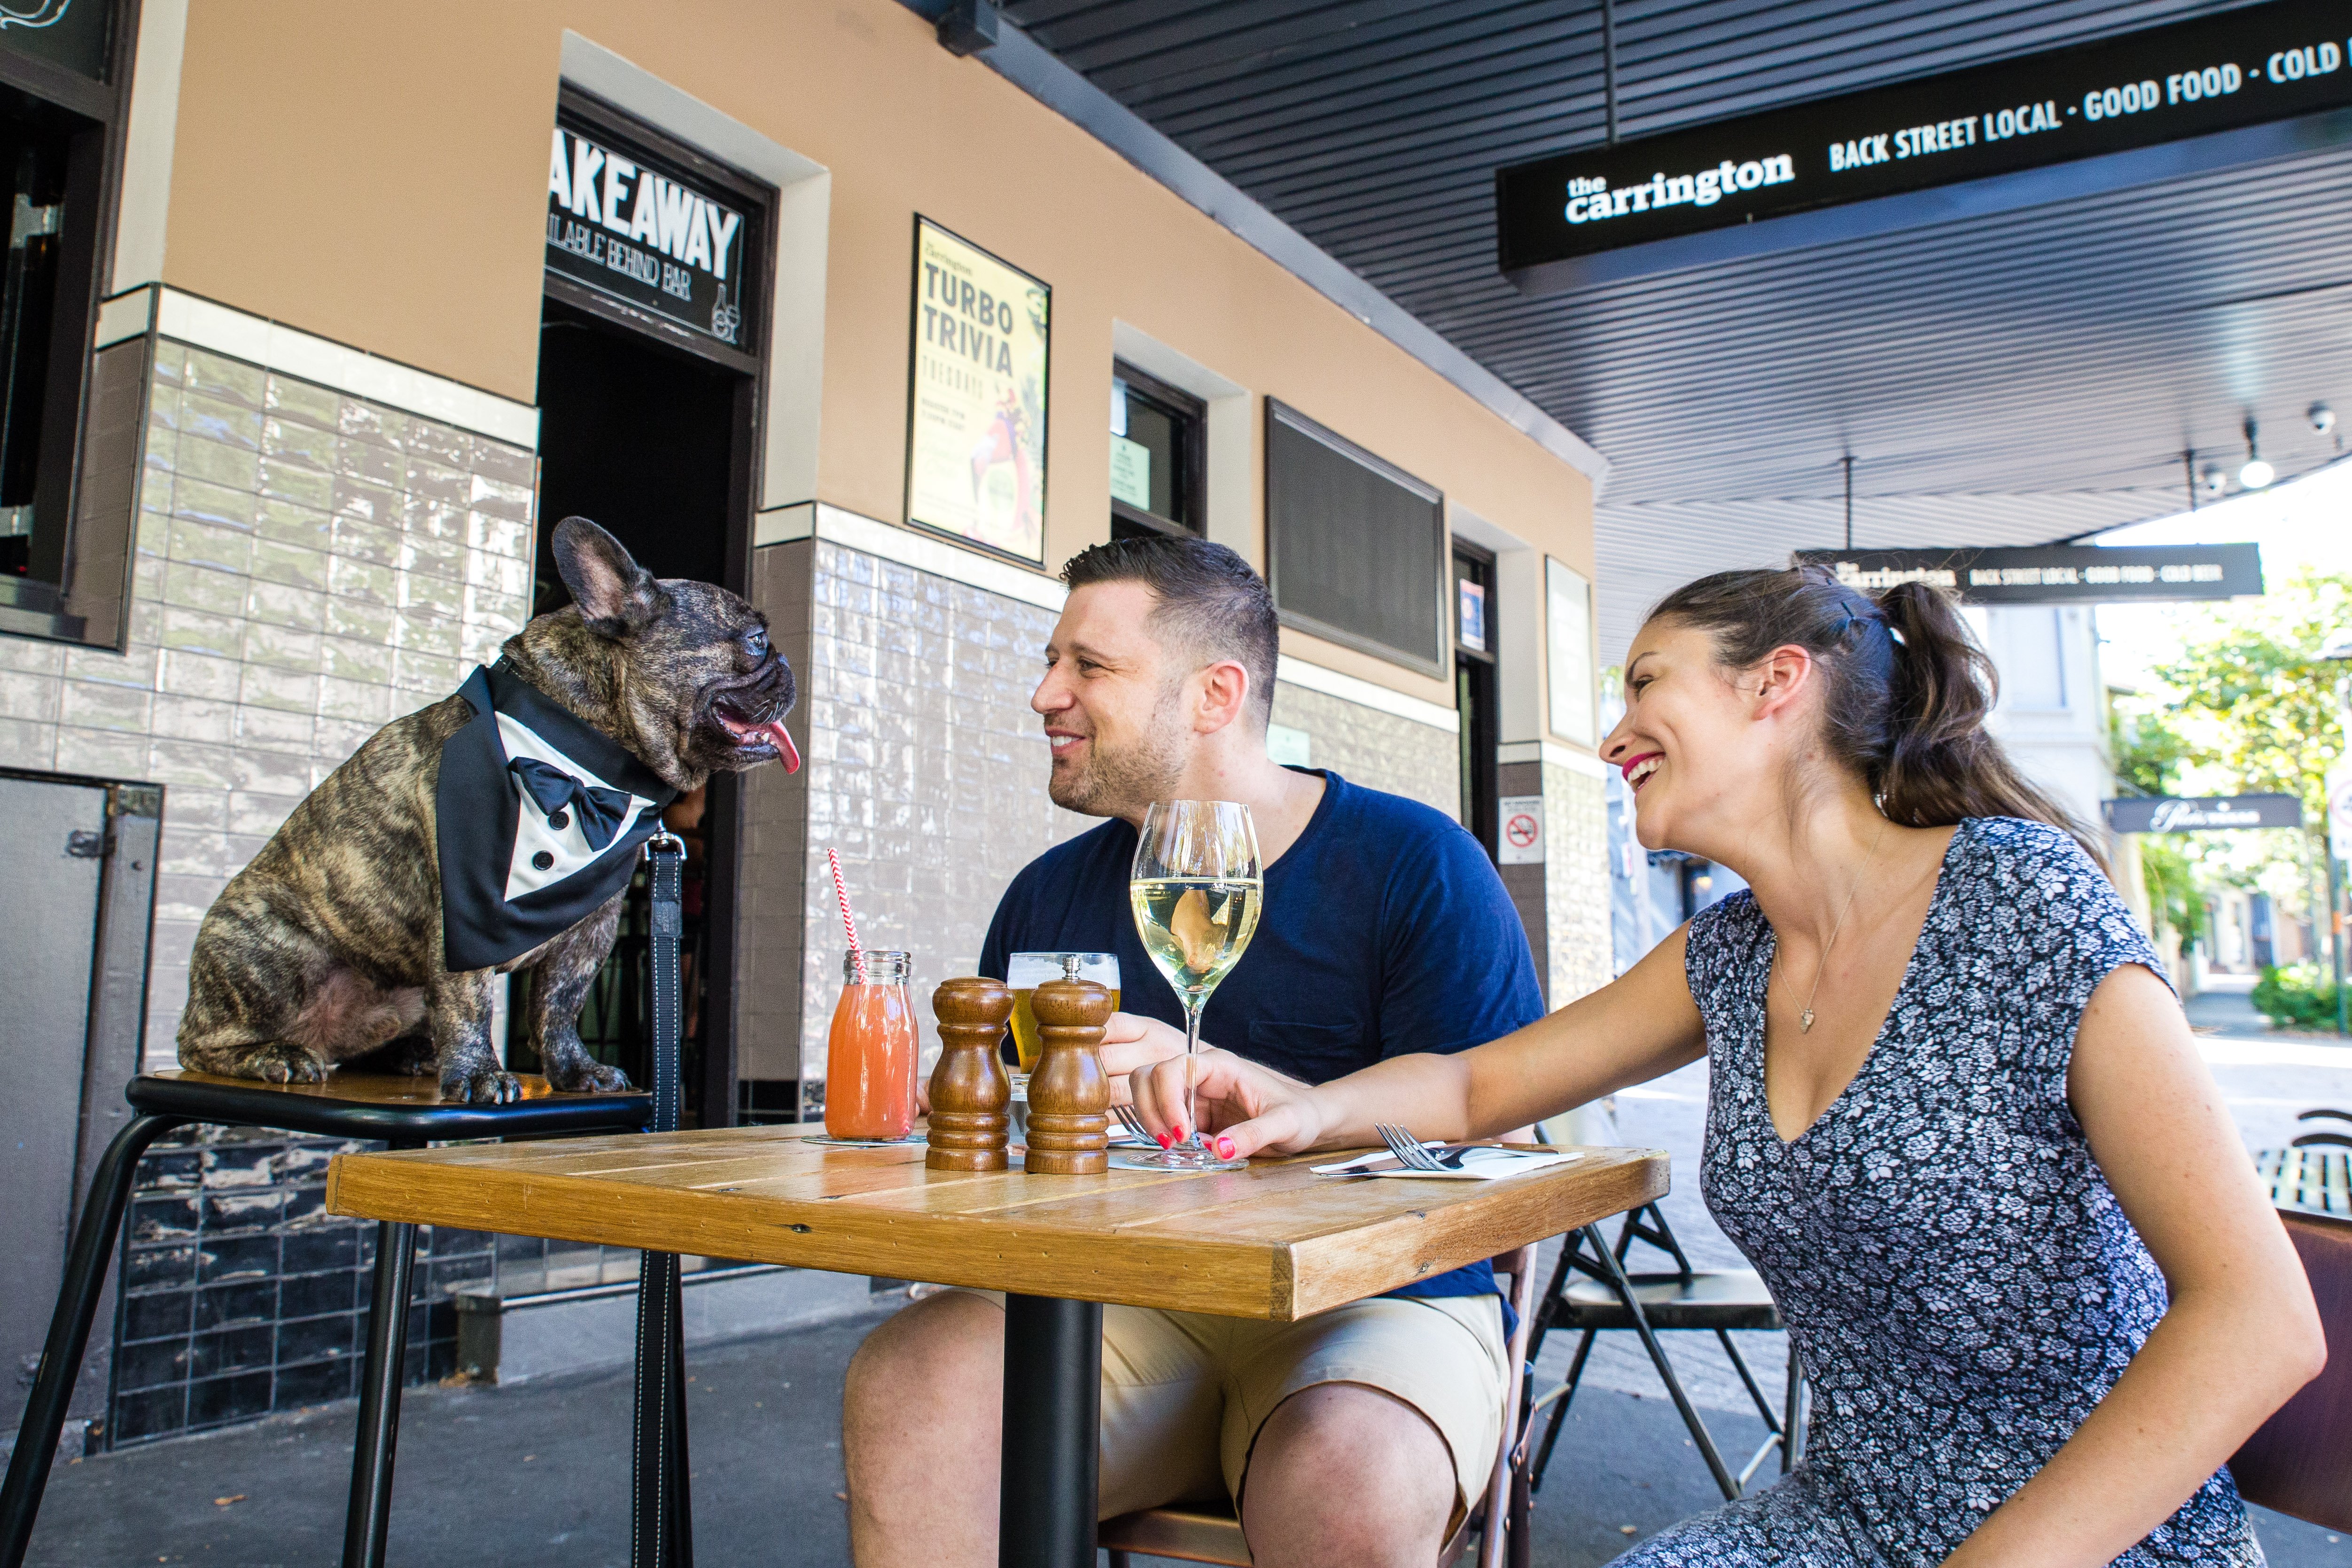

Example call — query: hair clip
[1887,624,1908,646]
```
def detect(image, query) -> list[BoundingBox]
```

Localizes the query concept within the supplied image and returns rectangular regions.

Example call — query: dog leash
[633,829,693,1568]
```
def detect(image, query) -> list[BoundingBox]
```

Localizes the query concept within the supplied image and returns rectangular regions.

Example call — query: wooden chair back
[2228,1210,2352,1532]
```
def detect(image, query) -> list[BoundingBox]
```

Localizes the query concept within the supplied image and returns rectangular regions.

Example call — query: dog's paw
[235,1041,330,1084]
[442,1068,522,1105]
[547,1059,632,1094]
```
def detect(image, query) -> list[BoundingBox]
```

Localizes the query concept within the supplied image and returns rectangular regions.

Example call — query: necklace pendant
[1799,1007,1815,1032]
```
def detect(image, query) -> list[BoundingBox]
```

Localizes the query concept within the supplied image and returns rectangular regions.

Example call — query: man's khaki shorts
[960,1289,1507,1521]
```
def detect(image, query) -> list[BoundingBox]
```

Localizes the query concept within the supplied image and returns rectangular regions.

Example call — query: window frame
[1452,541,1499,859]
[1107,359,1205,541]
[1262,397,1447,679]
[0,0,144,651]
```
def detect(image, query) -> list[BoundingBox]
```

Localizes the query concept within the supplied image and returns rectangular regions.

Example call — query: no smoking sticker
[1498,795,1544,864]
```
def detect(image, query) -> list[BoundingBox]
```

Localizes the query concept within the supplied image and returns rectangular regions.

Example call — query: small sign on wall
[1267,724,1312,768]
[1498,795,1545,865]
[1457,579,1488,652]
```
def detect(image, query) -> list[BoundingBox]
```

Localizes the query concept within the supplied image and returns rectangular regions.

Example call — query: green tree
[2151,569,2349,850]
[2138,836,2203,960]
[2108,705,2192,798]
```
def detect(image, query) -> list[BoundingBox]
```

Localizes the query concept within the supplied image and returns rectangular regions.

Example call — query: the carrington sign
[2105,795,2304,833]
[1497,0,2352,291]
[1794,544,2262,605]
[546,111,754,353]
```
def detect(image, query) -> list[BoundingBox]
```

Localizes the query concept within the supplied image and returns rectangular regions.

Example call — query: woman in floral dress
[1124,565,2322,1566]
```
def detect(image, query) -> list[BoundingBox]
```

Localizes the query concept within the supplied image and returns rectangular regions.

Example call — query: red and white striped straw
[827,848,866,984]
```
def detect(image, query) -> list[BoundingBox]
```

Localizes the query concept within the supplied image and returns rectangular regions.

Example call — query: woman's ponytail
[1647,564,2103,865]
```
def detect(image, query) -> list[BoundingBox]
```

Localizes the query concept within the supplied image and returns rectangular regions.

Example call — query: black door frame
[1452,543,1499,862]
[542,85,777,1128]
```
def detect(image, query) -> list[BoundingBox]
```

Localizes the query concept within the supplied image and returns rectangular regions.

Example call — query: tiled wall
[1268,681,1458,819]
[733,538,1477,1112]
[738,538,1090,1111]
[109,1124,494,1446]
[0,336,535,1064]
[1543,764,1612,1006]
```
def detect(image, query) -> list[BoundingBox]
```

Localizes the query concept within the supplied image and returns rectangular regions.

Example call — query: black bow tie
[507,757,635,852]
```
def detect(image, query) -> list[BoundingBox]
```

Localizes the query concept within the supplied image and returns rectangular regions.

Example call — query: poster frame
[1546,556,1597,747]
[902,214,1052,567]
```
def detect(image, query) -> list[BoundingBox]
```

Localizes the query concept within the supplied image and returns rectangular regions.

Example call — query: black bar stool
[0,1068,648,1568]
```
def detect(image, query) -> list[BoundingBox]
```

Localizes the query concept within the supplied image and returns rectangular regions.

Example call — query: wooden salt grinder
[927,977,1014,1171]
[1023,977,1113,1175]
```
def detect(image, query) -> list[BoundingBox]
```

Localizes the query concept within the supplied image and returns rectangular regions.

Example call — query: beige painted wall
[162,0,1593,709]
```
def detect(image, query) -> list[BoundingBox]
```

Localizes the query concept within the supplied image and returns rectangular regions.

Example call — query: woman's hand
[1126,1046,1326,1158]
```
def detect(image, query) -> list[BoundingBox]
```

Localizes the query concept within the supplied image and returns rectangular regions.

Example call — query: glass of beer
[1006,952,1120,1072]
[1123,801,1262,1170]
[823,950,917,1141]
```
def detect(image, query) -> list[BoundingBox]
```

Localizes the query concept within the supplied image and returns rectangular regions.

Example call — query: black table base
[343,1192,419,1567]
[1000,1293,1104,1568]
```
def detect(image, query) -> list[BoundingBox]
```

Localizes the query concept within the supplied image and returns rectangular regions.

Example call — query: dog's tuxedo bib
[436,661,678,972]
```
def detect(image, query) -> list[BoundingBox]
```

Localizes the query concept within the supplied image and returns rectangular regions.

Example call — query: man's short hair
[1061,536,1278,728]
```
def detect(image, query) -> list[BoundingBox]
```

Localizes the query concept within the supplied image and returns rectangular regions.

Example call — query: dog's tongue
[764,721,801,773]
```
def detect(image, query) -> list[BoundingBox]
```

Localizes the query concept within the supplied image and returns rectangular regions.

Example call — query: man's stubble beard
[1048,680,1188,818]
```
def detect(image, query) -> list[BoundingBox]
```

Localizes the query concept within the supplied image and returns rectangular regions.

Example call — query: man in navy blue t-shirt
[843,538,1544,1567]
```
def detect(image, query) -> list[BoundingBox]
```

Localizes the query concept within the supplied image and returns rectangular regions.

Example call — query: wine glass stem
[1181,993,1206,1150]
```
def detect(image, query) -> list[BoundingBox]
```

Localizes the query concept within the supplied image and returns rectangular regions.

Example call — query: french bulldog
[176,517,798,1103]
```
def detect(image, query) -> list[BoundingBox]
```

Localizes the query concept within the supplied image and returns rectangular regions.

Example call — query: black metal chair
[2290,1108,2352,1150]
[0,1069,649,1568]
[1521,1203,1804,1503]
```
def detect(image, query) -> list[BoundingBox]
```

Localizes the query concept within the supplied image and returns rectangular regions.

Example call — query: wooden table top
[326,1128,1667,1320]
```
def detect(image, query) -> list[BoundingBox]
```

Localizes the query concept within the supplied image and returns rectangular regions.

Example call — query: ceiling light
[2310,403,2336,434]
[2238,418,2273,489]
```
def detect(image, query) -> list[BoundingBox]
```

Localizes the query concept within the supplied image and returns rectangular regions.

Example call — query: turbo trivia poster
[906,219,1050,563]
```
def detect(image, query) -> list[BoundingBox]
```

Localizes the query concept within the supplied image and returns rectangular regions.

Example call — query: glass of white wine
[1122,799,1262,1171]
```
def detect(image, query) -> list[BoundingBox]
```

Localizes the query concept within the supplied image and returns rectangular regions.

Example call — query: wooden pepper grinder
[1023,976,1113,1174]
[927,977,1014,1171]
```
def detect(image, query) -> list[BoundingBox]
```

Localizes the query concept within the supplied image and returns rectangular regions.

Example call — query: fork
[1111,1104,1155,1145]
[1375,1123,1447,1172]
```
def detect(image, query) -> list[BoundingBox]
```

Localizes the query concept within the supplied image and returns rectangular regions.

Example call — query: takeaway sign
[546,113,755,354]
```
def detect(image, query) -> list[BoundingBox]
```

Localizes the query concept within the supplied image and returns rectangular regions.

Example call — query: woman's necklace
[1795,817,1891,1033]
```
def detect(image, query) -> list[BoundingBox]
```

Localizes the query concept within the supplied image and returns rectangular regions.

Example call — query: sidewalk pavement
[16,1300,2342,1567]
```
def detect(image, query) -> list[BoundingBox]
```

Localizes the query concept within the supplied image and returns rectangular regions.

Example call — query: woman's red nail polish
[1156,1131,1172,1149]
[1216,1137,1237,1159]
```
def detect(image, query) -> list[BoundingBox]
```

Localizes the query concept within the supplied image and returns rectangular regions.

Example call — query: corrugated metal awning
[999,0,2348,657]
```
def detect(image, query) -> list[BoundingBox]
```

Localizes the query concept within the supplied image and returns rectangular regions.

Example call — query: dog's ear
[552,517,666,638]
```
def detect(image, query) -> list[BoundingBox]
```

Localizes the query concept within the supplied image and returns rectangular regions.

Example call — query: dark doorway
[526,306,756,1130]
[533,297,740,610]
[530,87,774,1131]
[1453,545,1498,861]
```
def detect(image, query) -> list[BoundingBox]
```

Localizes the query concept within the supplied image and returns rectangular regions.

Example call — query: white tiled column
[0,337,536,1064]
